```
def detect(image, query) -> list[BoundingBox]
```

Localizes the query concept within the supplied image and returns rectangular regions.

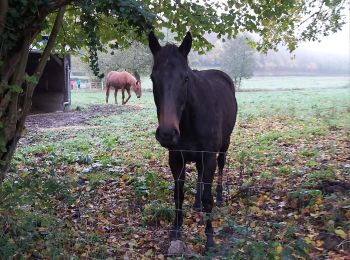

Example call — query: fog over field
[253,48,349,76]
[256,17,349,76]
[187,19,350,77]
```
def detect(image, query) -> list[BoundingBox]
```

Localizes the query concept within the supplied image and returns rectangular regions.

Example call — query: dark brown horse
[149,32,238,249]
[105,71,142,105]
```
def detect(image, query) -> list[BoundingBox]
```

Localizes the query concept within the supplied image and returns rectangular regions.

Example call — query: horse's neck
[128,78,136,88]
[186,72,200,112]
[181,79,198,132]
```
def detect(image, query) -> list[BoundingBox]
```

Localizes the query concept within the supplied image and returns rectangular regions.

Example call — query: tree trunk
[0,0,8,35]
[0,7,66,182]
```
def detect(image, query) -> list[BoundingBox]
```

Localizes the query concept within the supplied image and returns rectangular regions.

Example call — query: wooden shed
[26,51,71,112]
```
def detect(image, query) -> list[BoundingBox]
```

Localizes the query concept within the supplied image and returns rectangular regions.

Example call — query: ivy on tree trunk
[0,7,66,182]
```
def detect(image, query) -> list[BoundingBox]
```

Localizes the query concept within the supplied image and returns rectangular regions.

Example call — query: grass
[241,75,350,90]
[1,85,350,258]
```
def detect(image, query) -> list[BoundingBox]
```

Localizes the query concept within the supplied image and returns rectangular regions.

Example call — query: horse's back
[191,69,237,150]
[192,69,237,114]
[194,69,235,93]
[106,71,135,88]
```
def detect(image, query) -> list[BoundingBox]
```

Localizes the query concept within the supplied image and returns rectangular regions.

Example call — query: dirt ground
[25,104,144,130]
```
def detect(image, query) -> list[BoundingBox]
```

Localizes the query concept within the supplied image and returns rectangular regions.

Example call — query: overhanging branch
[33,6,66,82]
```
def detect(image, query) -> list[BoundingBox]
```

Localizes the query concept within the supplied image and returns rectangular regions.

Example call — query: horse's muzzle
[156,127,180,148]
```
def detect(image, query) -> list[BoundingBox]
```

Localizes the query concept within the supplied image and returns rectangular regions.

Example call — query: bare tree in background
[221,35,256,90]
[98,42,152,80]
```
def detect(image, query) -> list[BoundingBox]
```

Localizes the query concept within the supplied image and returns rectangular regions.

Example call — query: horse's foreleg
[114,88,118,105]
[169,152,186,241]
[122,89,125,105]
[198,153,216,249]
[123,88,131,105]
[216,152,226,206]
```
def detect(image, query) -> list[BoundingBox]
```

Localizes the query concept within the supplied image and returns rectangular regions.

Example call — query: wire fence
[2,148,254,258]
[72,150,246,259]
[116,148,247,257]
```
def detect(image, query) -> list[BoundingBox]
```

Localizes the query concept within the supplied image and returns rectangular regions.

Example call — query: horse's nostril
[156,127,180,146]
[160,130,174,140]
[162,132,172,140]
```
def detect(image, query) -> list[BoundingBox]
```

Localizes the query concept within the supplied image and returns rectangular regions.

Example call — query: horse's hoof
[169,230,181,241]
[168,240,194,257]
[192,202,201,212]
[205,237,216,251]
[216,199,224,207]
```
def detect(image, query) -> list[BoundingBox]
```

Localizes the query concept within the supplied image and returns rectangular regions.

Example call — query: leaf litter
[2,94,350,259]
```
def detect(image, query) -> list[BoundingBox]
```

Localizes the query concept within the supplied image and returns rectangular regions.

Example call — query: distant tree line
[73,31,348,90]
[74,34,255,88]
[254,49,349,76]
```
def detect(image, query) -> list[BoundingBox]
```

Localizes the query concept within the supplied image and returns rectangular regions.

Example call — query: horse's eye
[184,76,189,82]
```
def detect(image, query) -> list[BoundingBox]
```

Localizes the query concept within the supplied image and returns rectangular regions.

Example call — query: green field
[241,76,350,90]
[71,88,350,123]
[1,87,349,258]
[139,75,350,91]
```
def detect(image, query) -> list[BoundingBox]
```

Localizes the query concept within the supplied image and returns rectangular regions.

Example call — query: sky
[300,17,350,56]
[209,0,350,57]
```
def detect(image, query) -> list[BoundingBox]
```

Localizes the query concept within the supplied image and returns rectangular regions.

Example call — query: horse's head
[134,80,142,98]
[149,31,192,148]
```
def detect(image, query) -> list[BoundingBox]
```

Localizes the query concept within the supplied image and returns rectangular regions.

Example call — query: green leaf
[281,246,295,260]
[0,138,6,152]
[25,74,39,85]
[8,84,23,94]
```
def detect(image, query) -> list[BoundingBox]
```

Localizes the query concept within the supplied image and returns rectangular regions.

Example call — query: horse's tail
[105,80,110,103]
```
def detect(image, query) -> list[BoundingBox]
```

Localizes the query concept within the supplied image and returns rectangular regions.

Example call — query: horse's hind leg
[216,152,226,206]
[106,86,110,103]
[114,88,118,105]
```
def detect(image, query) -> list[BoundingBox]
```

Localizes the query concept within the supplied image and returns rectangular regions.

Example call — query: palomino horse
[105,71,142,105]
[149,32,238,249]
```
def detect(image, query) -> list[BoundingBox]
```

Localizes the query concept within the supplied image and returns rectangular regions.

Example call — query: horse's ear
[179,31,192,57]
[148,31,161,55]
